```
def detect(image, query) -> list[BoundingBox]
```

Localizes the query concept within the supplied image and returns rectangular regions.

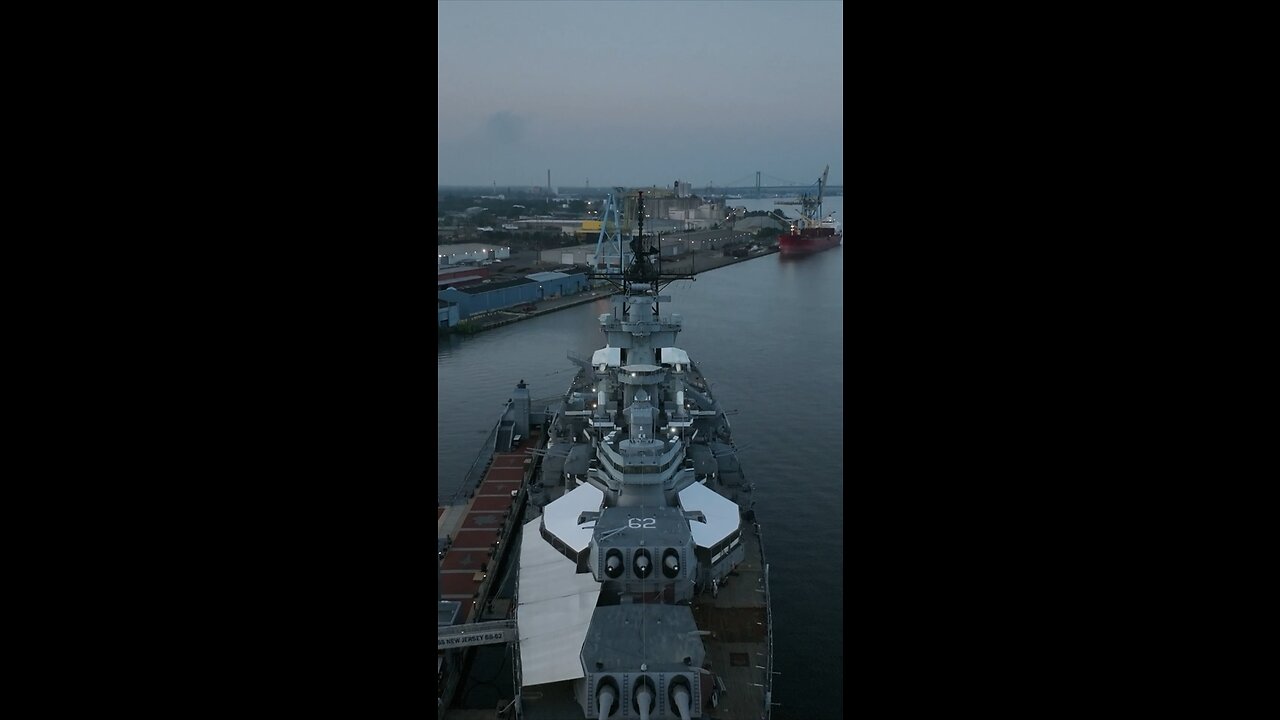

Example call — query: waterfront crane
[795,165,830,230]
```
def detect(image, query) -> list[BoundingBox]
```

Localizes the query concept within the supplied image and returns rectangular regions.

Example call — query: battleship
[438,191,774,719]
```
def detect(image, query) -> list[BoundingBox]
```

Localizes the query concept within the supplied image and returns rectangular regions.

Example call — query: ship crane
[794,164,830,230]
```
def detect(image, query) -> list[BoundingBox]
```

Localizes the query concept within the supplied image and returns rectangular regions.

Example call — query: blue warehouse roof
[453,277,534,294]
[524,271,571,282]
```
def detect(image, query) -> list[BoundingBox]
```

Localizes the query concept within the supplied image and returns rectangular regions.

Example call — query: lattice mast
[588,190,695,298]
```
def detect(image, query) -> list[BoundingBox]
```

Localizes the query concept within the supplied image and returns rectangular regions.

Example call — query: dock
[439,414,546,719]
[454,243,779,335]
[438,426,541,621]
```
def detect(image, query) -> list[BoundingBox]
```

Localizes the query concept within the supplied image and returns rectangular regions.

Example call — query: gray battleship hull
[514,248,774,719]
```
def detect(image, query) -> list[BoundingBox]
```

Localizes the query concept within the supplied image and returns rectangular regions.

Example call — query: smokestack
[547,169,551,194]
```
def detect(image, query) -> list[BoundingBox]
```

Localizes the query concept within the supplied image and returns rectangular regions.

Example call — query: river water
[438,196,844,718]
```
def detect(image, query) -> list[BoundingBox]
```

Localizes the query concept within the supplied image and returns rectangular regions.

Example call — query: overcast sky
[438,0,843,189]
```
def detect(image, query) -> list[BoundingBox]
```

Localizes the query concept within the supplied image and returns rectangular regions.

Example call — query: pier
[437,426,540,621]
[438,413,546,719]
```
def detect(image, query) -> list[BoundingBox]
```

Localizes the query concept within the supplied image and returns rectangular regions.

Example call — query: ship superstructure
[514,192,773,719]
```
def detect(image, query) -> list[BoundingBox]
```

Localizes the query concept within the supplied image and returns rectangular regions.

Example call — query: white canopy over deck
[516,515,602,687]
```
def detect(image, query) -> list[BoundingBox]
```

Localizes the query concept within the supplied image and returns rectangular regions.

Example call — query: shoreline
[448,247,780,334]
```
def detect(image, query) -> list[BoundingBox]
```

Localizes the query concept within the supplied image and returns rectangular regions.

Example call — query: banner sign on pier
[437,621,517,650]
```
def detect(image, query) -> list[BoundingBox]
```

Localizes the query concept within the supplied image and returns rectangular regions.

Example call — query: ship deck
[510,363,772,718]
[518,483,772,719]
[692,521,771,719]
[516,522,772,720]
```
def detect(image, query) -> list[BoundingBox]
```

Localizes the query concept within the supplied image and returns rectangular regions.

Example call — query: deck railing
[440,405,504,505]
[759,524,776,719]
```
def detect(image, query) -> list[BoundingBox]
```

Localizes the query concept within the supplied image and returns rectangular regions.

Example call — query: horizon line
[436,183,844,189]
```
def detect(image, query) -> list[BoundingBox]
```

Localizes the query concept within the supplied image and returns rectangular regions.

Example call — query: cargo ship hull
[778,228,842,255]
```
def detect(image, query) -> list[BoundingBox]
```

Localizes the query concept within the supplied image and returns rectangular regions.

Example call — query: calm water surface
[437,197,844,718]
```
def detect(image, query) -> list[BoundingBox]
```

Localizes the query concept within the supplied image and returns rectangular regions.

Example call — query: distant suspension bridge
[690,171,842,198]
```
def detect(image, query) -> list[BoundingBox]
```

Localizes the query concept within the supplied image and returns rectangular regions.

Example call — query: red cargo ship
[777,164,842,256]
[777,223,842,255]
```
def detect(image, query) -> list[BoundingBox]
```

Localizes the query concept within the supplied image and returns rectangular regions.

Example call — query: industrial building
[437,243,511,266]
[621,189,726,233]
[437,268,592,319]
[511,219,577,235]
[438,264,492,290]
[539,243,602,266]
[438,299,460,329]
[732,215,789,232]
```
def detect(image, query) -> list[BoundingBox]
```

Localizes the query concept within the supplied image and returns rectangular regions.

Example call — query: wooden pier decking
[438,427,541,623]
